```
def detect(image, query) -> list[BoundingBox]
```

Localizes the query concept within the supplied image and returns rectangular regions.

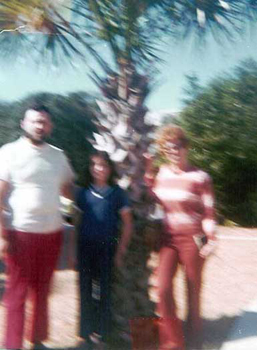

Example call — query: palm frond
[243,0,257,20]
[174,0,244,39]
[0,0,92,65]
[0,0,254,69]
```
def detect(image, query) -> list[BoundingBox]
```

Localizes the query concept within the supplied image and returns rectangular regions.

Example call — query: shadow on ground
[201,316,238,350]
[42,347,129,350]
[224,311,257,341]
[38,340,131,350]
[0,229,251,350]
[0,275,242,350]
[38,316,239,350]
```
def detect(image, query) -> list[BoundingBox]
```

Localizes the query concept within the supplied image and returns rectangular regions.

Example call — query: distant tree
[180,59,257,226]
[0,101,20,144]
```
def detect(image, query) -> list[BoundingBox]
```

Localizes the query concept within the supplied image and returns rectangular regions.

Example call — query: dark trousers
[158,234,205,350]
[78,242,115,341]
[3,230,62,349]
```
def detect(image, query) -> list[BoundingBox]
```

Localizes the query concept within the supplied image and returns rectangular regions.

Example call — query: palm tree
[0,0,256,343]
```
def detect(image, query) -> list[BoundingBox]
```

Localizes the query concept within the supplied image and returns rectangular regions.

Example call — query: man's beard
[23,131,47,145]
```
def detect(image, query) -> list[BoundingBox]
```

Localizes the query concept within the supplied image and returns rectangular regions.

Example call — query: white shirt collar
[19,136,49,151]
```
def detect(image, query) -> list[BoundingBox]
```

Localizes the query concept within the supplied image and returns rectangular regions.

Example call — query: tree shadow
[64,314,255,350]
[200,316,238,349]
[30,348,79,350]
[42,348,79,350]
[128,316,239,350]
[223,311,257,341]
[0,243,255,350]
[40,341,131,350]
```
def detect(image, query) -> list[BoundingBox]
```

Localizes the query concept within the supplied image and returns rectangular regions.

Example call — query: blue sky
[0,22,256,113]
[150,24,257,112]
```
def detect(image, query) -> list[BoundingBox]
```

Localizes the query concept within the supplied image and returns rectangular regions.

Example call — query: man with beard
[0,104,74,350]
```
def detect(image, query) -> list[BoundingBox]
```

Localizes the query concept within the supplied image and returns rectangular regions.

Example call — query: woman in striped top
[145,125,216,350]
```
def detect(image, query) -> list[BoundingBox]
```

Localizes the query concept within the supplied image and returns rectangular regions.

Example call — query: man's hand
[0,236,9,261]
[61,182,74,201]
[67,254,77,270]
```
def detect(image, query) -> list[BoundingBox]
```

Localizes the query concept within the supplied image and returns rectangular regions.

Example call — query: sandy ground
[1,226,257,349]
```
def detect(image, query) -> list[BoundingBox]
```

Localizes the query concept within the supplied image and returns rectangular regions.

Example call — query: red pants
[3,230,62,349]
[158,235,205,350]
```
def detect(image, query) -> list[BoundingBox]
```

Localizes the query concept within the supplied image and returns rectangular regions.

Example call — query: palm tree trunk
[92,59,161,342]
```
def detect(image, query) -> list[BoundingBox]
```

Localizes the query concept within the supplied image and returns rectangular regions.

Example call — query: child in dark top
[75,151,133,350]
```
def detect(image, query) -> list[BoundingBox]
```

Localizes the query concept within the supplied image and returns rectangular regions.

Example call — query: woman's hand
[142,152,154,163]
[199,239,217,258]
[143,153,156,186]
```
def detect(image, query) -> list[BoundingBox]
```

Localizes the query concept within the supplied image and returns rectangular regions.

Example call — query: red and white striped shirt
[153,165,216,236]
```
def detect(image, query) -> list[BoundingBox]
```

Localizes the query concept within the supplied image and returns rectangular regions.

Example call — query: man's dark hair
[30,104,51,115]
[22,102,52,120]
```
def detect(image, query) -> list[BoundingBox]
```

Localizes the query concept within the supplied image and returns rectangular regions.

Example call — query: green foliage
[0,0,255,69]
[180,59,257,226]
[0,92,97,185]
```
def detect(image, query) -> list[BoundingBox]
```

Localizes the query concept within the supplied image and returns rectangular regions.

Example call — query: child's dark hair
[85,150,118,187]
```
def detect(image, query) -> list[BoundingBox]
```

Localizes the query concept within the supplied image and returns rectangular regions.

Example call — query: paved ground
[0,226,257,349]
[220,298,257,350]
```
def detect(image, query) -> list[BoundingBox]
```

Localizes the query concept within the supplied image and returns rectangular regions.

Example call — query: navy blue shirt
[76,185,130,244]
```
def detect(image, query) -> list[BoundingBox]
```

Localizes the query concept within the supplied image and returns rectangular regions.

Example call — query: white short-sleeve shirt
[0,137,74,233]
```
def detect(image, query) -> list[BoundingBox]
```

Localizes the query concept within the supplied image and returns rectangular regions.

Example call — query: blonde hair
[156,125,189,154]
